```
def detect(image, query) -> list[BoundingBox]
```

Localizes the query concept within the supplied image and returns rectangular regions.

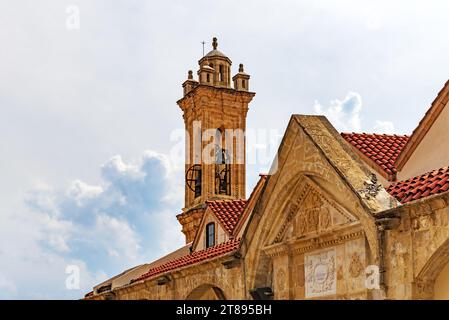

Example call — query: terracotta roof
[386,166,449,203]
[133,238,240,282]
[206,199,247,233]
[396,80,449,170]
[341,132,409,178]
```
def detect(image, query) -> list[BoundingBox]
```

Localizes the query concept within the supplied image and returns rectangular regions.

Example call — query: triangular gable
[272,176,358,244]
[293,115,398,213]
[395,80,449,177]
[191,206,227,252]
[241,115,399,270]
[191,199,246,252]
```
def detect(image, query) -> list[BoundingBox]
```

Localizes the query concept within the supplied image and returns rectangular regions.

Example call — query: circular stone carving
[313,263,329,284]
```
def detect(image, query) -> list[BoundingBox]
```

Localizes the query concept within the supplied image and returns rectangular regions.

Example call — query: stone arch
[242,172,321,292]
[185,284,227,300]
[415,237,449,299]
[243,169,378,297]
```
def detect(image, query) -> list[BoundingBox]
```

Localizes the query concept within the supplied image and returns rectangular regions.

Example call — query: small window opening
[206,223,215,248]
[186,164,202,198]
[219,65,224,82]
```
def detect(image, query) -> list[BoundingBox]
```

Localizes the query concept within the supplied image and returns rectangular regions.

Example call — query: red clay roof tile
[386,166,449,203]
[133,238,240,283]
[206,199,247,234]
[341,132,409,178]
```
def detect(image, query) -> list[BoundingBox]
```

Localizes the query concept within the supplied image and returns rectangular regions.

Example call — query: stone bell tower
[176,37,255,243]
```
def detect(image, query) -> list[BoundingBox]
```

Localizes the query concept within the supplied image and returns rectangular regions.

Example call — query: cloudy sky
[0,0,448,299]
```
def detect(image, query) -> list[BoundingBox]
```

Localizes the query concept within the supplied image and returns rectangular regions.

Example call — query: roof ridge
[342,132,409,137]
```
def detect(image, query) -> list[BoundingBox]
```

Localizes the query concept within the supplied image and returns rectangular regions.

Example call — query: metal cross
[201,41,206,57]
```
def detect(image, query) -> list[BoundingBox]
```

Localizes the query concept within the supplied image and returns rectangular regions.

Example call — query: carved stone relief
[305,248,337,298]
[348,253,364,278]
[274,182,357,244]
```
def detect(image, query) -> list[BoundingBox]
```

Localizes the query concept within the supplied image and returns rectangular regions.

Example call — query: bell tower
[176,37,255,243]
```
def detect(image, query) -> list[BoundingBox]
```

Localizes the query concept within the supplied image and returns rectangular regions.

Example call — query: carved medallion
[348,253,364,278]
[305,248,337,298]
[277,269,286,291]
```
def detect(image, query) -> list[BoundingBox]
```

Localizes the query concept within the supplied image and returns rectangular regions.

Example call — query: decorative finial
[188,70,193,79]
[212,37,218,50]
[239,63,244,72]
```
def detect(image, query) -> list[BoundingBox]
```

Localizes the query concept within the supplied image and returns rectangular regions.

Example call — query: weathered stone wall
[385,192,449,299]
[266,231,368,300]
[90,255,246,300]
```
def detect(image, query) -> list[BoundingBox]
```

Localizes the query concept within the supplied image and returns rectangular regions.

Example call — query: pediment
[272,178,358,245]
[242,115,395,269]
[191,208,227,252]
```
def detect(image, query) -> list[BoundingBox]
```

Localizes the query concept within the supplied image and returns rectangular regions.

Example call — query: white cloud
[67,180,103,207]
[373,120,396,134]
[0,150,184,299]
[314,92,396,134]
[0,276,17,297]
[1,0,447,299]
[93,213,141,262]
[314,91,363,132]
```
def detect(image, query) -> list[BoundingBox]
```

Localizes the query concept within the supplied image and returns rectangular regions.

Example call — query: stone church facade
[86,38,449,300]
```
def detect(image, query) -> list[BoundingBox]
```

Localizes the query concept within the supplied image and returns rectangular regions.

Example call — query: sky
[0,0,448,299]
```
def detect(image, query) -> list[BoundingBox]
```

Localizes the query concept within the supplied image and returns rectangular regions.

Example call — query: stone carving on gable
[297,116,396,212]
[305,248,337,298]
[348,252,364,278]
[320,207,332,230]
[358,174,382,200]
[273,181,357,244]
[297,117,364,189]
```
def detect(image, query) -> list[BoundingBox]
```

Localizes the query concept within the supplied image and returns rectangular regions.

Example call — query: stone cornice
[378,189,449,220]
[263,223,363,257]
[177,84,255,108]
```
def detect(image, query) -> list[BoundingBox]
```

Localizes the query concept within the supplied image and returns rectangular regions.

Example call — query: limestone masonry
[86,38,449,300]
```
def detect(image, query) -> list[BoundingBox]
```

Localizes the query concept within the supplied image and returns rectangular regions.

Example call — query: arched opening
[219,65,224,82]
[434,261,449,299]
[186,284,226,300]
[415,237,449,299]
[214,128,231,195]
[186,164,202,198]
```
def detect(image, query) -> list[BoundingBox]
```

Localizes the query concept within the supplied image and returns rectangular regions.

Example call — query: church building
[85,38,449,300]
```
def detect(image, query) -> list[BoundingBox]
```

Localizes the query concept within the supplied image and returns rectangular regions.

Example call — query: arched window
[186,164,202,198]
[219,65,224,82]
[214,129,231,195]
[242,79,246,89]
[206,223,215,248]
